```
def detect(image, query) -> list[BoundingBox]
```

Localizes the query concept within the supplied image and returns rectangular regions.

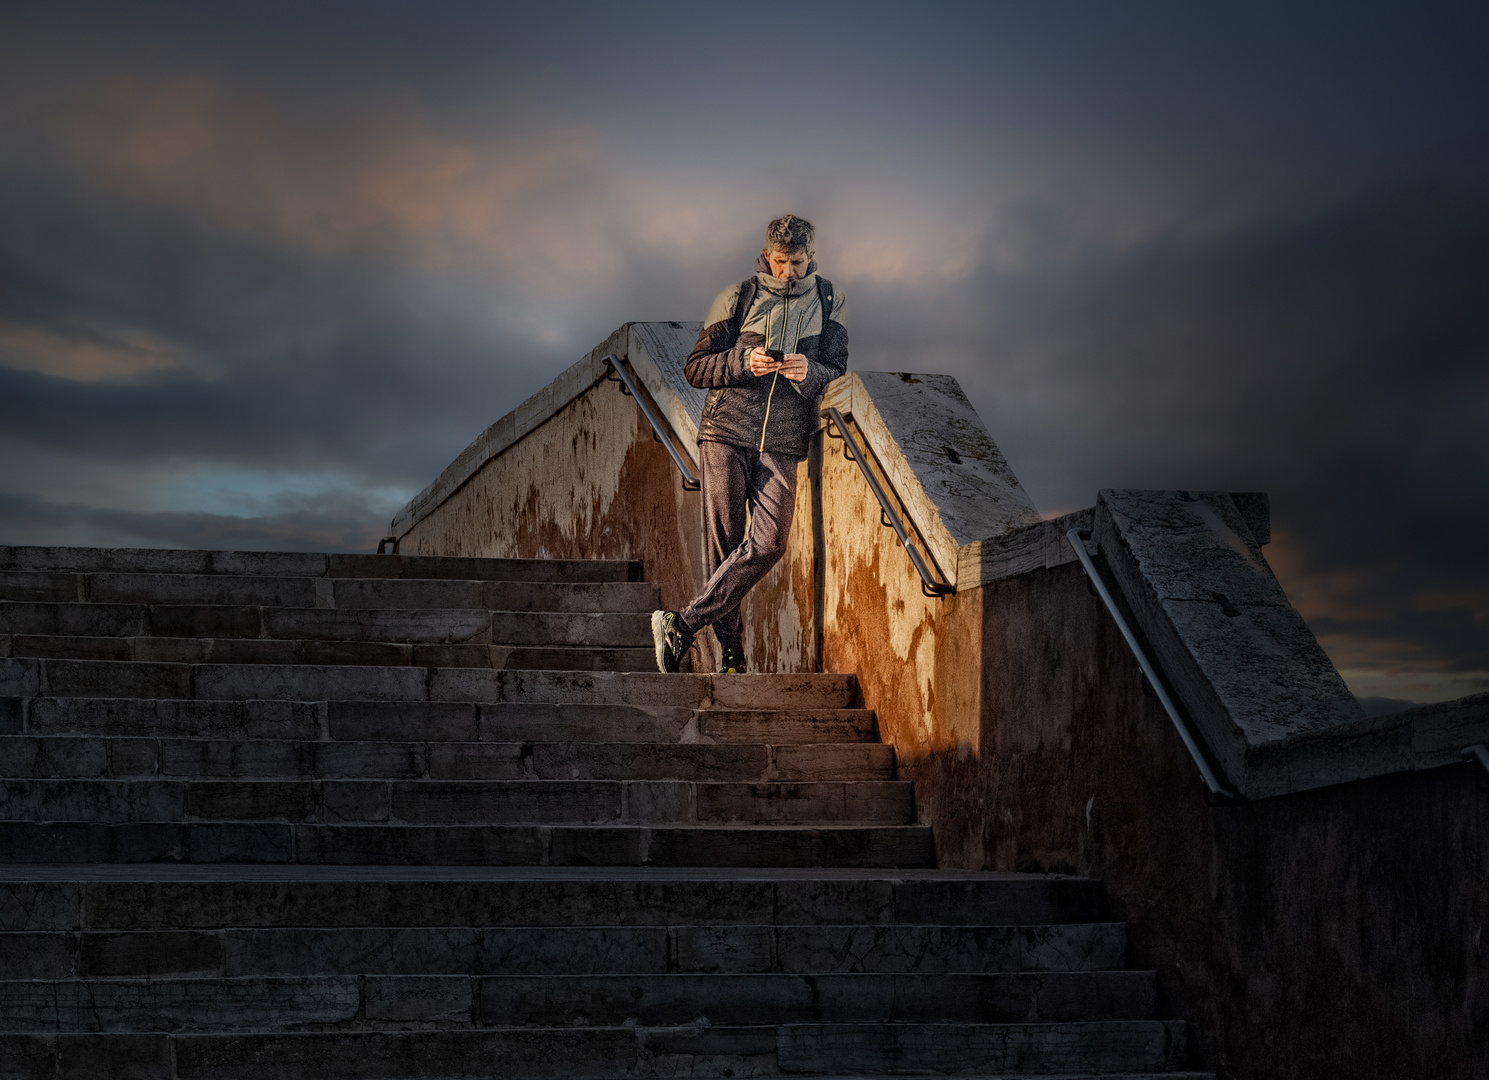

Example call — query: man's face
[765,247,812,280]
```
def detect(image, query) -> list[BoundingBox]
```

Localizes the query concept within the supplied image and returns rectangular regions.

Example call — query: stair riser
[0,779,917,826]
[0,971,1156,1031]
[0,1025,1195,1079]
[780,1020,1189,1074]
[0,547,643,582]
[0,823,936,867]
[1,596,665,644]
[2,877,1109,930]
[11,698,326,740]
[13,700,868,745]
[0,664,859,709]
[698,711,877,743]
[0,575,658,612]
[0,923,1126,978]
[0,737,894,782]
[3,637,657,670]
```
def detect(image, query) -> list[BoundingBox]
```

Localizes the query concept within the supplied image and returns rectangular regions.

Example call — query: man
[652,214,849,673]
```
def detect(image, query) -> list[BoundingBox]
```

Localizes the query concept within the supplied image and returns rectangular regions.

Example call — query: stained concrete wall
[951,559,1488,1079]
[393,324,716,666]
[390,322,1487,1078]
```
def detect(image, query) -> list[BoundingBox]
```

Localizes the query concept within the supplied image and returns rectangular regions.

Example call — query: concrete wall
[953,559,1488,1079]
[393,325,715,665]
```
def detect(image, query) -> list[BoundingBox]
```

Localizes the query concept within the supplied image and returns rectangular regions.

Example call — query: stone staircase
[0,545,1209,1079]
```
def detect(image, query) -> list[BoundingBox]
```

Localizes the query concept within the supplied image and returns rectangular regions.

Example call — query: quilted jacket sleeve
[685,283,754,389]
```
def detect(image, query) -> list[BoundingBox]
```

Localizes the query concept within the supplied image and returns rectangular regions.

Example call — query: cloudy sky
[1,1,1485,707]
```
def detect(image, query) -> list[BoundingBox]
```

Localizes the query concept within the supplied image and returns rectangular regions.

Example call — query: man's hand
[749,348,809,381]
[749,347,778,377]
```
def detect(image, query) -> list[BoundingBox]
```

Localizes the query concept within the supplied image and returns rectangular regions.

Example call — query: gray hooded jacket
[684,255,849,459]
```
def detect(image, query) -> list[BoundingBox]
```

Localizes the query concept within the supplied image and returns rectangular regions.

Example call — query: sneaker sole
[651,610,669,673]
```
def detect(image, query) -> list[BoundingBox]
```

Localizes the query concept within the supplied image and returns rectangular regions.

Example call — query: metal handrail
[1066,526,1244,805]
[823,407,954,598]
[602,355,700,491]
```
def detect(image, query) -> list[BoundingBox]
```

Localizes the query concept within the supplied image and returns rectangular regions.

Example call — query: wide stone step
[1,662,859,709]
[0,822,937,866]
[7,698,876,745]
[0,545,642,582]
[0,736,894,782]
[1,591,661,641]
[3,635,657,670]
[0,573,659,612]
[330,703,877,745]
[0,970,1156,1032]
[0,1022,1194,1078]
[0,778,917,826]
[0,870,1110,928]
[0,922,1126,978]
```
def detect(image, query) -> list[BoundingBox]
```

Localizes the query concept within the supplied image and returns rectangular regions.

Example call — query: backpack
[730,275,834,346]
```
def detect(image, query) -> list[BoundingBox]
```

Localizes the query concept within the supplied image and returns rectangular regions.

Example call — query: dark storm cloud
[1,1,1486,700]
[878,170,1489,688]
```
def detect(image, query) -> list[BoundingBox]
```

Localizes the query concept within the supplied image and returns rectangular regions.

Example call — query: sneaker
[719,647,747,674]
[651,610,693,673]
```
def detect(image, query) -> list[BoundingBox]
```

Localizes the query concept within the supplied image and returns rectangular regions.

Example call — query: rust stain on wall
[400,377,710,661]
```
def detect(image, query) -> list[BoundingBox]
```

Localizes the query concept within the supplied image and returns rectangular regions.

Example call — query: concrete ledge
[1249,690,1489,795]
[957,509,1095,588]
[1093,489,1363,798]
[822,372,1040,586]
[389,325,631,540]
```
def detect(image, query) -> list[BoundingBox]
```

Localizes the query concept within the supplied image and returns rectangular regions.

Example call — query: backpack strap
[731,276,759,342]
[730,274,832,344]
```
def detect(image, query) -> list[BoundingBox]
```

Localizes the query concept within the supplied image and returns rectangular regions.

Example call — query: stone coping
[1249,690,1489,798]
[822,372,1040,585]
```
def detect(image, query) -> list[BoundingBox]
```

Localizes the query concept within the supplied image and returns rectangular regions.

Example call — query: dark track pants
[679,440,799,652]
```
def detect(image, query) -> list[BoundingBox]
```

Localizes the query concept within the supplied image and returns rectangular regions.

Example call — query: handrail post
[1065,527,1244,805]
[822,407,954,598]
[602,355,700,491]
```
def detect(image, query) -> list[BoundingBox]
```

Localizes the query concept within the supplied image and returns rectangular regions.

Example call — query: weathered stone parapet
[821,371,1040,586]
[1246,689,1489,794]
[1092,488,1364,798]
[389,324,631,541]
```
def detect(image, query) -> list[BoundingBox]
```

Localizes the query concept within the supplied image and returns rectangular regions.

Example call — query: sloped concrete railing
[600,354,699,490]
[821,406,954,597]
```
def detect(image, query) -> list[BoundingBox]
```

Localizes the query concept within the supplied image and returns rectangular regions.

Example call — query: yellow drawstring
[759,292,809,453]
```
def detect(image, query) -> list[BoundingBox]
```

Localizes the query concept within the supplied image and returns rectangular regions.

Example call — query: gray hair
[766,214,815,255]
